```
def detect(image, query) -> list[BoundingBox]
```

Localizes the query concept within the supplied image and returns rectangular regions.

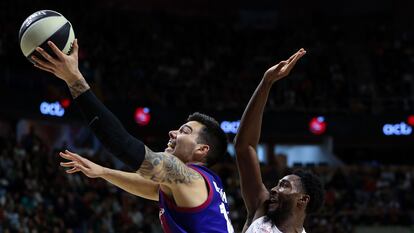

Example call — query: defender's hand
[263,48,306,84]
[32,39,82,85]
[59,150,105,178]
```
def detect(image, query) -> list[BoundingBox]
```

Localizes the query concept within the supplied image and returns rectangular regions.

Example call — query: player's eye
[179,128,190,134]
[281,181,290,188]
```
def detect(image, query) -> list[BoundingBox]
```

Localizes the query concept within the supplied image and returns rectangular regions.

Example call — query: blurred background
[1,0,414,232]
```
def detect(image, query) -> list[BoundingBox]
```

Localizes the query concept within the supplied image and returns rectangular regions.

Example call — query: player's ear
[298,194,310,209]
[195,144,209,158]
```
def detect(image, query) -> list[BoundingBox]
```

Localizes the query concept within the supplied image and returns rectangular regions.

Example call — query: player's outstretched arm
[60,150,159,201]
[33,40,146,170]
[234,49,306,223]
[33,41,206,207]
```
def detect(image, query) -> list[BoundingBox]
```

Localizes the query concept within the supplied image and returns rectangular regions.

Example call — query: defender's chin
[268,202,280,212]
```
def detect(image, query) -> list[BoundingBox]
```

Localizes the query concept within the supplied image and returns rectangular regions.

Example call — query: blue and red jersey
[159,164,234,233]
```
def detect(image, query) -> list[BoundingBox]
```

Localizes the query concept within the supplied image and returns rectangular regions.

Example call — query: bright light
[382,122,412,136]
[134,107,151,126]
[40,101,65,117]
[220,120,240,134]
[60,98,71,108]
[274,144,331,167]
[309,116,326,135]
[407,115,414,126]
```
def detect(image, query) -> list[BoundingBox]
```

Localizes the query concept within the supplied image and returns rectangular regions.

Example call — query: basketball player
[234,49,324,233]
[31,40,234,233]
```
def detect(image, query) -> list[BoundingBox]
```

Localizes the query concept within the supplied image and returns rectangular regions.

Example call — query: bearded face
[265,191,296,225]
[264,175,306,225]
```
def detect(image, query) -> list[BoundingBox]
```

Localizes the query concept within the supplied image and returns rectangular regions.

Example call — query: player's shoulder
[187,163,213,177]
[246,216,273,233]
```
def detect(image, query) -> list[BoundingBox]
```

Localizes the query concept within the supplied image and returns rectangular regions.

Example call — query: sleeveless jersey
[158,164,234,233]
[246,216,306,233]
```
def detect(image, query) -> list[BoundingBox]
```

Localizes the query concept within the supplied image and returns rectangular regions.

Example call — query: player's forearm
[234,78,273,149]
[101,167,159,201]
[74,88,146,170]
[234,78,273,216]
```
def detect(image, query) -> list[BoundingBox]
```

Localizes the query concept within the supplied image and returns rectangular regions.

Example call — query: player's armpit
[138,147,203,185]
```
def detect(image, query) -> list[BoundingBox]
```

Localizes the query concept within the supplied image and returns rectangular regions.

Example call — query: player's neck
[276,213,305,233]
[186,161,205,166]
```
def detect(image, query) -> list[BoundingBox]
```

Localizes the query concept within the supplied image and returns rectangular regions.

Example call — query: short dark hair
[293,169,325,214]
[187,112,228,167]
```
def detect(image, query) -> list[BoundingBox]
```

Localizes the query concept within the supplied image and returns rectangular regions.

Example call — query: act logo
[220,120,240,134]
[40,101,65,117]
[382,122,412,136]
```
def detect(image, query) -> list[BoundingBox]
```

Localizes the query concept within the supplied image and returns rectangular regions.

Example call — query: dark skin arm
[234,49,306,232]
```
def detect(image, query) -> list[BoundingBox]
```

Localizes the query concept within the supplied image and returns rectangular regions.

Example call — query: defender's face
[267,175,304,213]
[165,121,205,163]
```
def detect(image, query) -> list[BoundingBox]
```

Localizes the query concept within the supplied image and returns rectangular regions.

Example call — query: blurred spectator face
[265,175,307,224]
[165,121,208,163]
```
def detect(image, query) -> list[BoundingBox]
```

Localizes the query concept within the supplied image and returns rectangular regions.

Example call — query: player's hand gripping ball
[19,10,75,64]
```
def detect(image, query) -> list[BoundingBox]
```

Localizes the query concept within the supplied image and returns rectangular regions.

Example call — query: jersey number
[219,202,234,233]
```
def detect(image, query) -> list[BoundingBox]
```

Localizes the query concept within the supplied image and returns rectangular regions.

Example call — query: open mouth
[269,194,279,203]
[268,196,280,210]
[270,198,278,204]
[166,140,176,151]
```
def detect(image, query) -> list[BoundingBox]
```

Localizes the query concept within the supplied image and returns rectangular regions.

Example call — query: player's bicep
[235,146,268,212]
[138,147,203,186]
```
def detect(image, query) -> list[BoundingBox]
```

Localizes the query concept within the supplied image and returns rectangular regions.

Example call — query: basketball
[19,10,75,64]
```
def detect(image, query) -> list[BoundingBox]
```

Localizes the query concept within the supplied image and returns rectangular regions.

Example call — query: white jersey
[246,216,306,233]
